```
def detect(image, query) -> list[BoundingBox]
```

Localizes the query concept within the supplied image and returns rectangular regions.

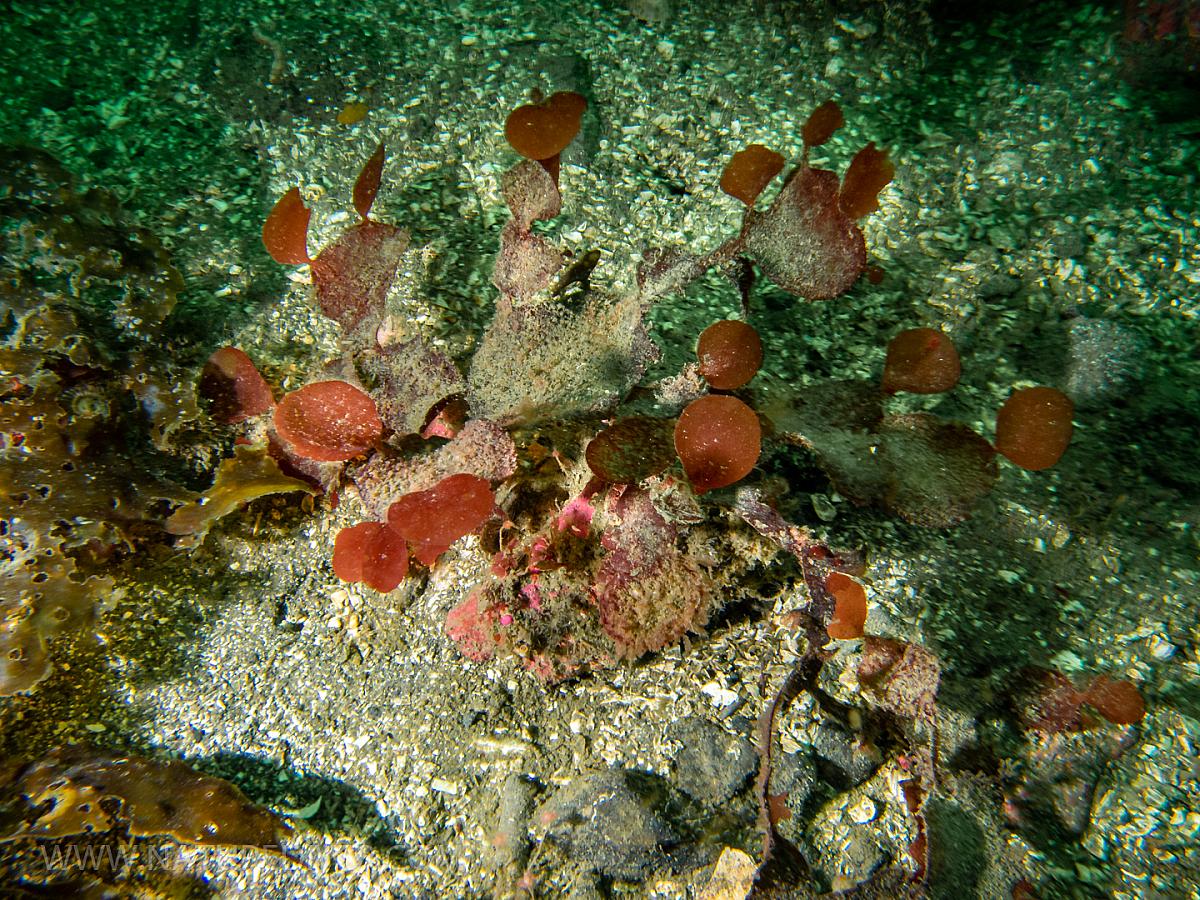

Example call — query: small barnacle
[66,385,110,420]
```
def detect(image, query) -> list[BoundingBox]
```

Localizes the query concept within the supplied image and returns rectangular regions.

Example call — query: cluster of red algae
[244,85,1087,719]
[994,386,1074,471]
[273,380,382,462]
[263,142,409,334]
[246,143,512,594]
[333,474,496,592]
[814,341,1075,526]
[581,316,765,496]
[882,332,1079,481]
[696,319,763,390]
[722,99,895,301]
[879,329,1074,473]
[799,99,894,220]
[881,327,961,395]
[769,320,1078,531]
[1020,668,1146,732]
[262,144,385,266]
[192,336,495,589]
[666,319,765,495]
[577,103,896,498]
[717,101,839,206]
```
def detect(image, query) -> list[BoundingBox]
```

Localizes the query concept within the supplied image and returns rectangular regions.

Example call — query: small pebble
[847,796,877,824]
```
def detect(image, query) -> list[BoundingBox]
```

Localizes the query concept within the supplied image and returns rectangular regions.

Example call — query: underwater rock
[812,725,880,789]
[1063,317,1141,409]
[669,717,756,805]
[531,770,670,882]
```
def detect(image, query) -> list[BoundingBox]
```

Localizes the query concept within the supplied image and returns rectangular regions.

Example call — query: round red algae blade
[1083,676,1145,725]
[199,346,274,424]
[352,142,386,221]
[719,144,785,206]
[881,327,960,395]
[697,319,764,390]
[262,187,311,265]
[585,416,676,485]
[387,473,495,566]
[332,522,409,591]
[994,386,1074,471]
[504,91,587,161]
[839,142,895,221]
[674,395,762,494]
[332,523,372,582]
[802,100,845,148]
[825,571,867,640]
[274,380,382,462]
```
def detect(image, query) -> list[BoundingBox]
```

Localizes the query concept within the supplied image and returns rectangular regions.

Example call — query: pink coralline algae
[594,489,712,659]
[445,588,501,662]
